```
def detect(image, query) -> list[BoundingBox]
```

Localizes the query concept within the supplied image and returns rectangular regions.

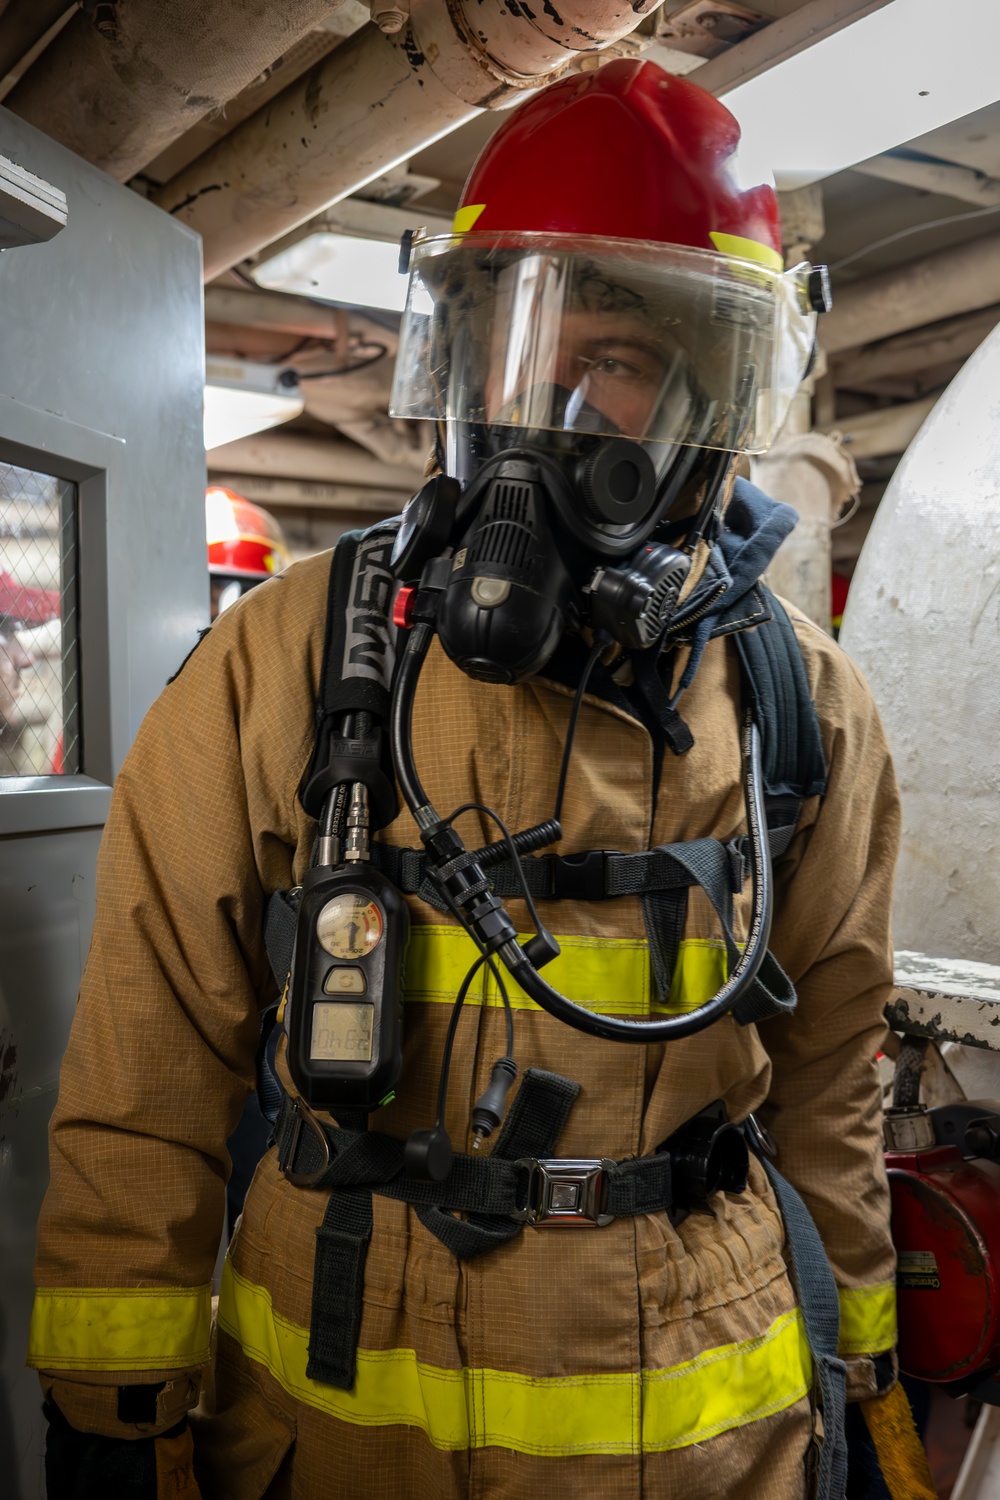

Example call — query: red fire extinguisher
[886,1040,1000,1397]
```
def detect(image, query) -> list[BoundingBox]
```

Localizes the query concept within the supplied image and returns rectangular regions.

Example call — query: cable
[495,710,774,1043]
[295,344,388,379]
[829,200,1000,274]
[553,635,608,827]
[434,954,487,1128]
[445,801,549,959]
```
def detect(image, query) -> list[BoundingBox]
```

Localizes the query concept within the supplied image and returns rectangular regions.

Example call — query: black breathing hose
[390,620,774,1044]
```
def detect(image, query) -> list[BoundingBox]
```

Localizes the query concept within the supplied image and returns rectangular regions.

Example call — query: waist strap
[275,1093,679,1227]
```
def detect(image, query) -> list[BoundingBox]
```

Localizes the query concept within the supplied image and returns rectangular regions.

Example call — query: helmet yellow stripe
[709,231,783,272]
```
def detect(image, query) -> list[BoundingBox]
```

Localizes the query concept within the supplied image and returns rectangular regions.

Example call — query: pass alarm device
[285,860,408,1112]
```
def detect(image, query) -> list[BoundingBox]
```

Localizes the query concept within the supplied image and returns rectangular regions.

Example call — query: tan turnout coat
[30,539,900,1499]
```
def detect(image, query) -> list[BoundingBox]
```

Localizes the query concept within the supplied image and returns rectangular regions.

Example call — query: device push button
[323,966,367,995]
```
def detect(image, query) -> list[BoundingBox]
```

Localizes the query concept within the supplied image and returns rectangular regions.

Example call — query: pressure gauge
[316,894,383,959]
[285,863,408,1112]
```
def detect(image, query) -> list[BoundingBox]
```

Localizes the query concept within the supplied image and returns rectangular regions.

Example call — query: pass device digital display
[310,1001,374,1062]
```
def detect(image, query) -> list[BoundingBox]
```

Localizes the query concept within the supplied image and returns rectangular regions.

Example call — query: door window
[0,461,80,776]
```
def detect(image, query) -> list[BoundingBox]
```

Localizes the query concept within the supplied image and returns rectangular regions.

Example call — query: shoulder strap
[298,519,401,823]
[733,586,827,856]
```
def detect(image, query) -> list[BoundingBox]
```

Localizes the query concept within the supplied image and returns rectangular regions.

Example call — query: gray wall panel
[0,107,206,1496]
[0,106,208,745]
[0,828,102,1499]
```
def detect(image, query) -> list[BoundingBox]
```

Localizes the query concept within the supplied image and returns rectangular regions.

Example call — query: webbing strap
[307,1107,373,1390]
[491,1069,580,1159]
[640,888,688,1002]
[370,837,743,907]
[755,1149,848,1500]
[308,1187,372,1390]
[735,590,827,803]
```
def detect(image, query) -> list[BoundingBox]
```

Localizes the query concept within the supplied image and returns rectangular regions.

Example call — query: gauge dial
[315,893,383,960]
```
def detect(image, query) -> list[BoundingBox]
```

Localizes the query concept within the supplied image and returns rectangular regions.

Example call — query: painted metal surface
[890,952,1000,1052]
[0,831,101,1498]
[0,107,204,1498]
[840,321,1000,968]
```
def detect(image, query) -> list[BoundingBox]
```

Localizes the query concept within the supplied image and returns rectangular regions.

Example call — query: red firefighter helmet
[0,571,60,627]
[206,486,291,616]
[458,59,781,261]
[391,60,815,467]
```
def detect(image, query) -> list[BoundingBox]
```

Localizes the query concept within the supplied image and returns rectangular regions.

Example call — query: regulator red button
[393,585,416,630]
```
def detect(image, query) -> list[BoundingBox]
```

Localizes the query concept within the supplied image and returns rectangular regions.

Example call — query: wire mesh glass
[0,461,80,777]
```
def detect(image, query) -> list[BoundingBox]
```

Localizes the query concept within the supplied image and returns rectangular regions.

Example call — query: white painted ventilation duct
[5,0,359,182]
[155,0,667,280]
[840,324,1000,965]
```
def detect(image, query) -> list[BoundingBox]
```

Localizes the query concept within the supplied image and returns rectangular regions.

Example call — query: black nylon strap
[491,1068,580,1160]
[752,1146,848,1500]
[641,888,689,1002]
[735,589,827,803]
[308,1187,373,1390]
[263,888,299,990]
[370,838,742,906]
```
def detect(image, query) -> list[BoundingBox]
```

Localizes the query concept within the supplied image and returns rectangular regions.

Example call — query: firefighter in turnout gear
[30,61,931,1500]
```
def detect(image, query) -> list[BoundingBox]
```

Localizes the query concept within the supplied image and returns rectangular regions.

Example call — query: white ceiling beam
[206,472,405,514]
[688,0,893,96]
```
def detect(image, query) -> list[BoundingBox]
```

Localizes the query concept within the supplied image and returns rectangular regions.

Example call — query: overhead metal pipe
[5,0,357,182]
[823,230,1000,354]
[206,431,424,489]
[205,286,352,340]
[155,0,667,281]
[832,305,1000,387]
[853,152,1000,209]
[818,393,938,460]
[0,0,76,90]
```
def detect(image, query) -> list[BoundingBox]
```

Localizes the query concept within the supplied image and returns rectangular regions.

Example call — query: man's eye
[579,355,642,381]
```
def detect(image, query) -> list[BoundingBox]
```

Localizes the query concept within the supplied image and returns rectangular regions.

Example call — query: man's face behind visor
[482,256,695,445]
[390,232,815,462]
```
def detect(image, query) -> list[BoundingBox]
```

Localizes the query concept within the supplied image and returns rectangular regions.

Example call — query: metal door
[0,106,206,1498]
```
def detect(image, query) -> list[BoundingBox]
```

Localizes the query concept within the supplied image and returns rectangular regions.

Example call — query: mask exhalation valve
[586,543,691,650]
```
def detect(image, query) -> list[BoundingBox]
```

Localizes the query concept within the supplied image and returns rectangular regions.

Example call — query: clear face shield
[390,232,818,482]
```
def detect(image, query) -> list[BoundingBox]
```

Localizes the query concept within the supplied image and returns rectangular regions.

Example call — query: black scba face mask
[391,384,695,684]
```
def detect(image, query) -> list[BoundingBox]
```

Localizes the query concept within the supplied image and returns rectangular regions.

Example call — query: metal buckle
[744,1111,778,1160]
[278,1097,333,1187]
[515,1157,616,1227]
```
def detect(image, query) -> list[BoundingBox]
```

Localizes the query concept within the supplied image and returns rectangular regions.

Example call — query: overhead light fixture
[204,357,304,451]
[703,0,1000,189]
[250,198,452,313]
[254,231,409,312]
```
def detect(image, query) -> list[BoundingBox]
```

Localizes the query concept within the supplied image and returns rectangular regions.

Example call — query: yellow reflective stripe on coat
[219,1262,811,1455]
[27,1285,213,1371]
[838,1282,897,1355]
[404,925,728,1017]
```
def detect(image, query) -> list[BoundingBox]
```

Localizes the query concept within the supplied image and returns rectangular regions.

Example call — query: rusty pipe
[155,0,667,280]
